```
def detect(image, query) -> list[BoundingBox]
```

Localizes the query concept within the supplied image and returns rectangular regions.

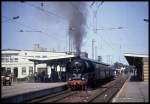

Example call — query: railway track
[89,74,129,102]
[27,74,130,103]
[27,89,75,103]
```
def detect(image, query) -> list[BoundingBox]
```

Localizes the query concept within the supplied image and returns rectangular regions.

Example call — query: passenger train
[67,56,115,90]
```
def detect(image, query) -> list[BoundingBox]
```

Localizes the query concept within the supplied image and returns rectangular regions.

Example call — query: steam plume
[42,2,87,54]
[68,2,87,54]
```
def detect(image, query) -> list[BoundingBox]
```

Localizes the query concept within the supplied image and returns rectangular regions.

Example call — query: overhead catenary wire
[91,2,122,64]
[69,2,94,31]
[82,2,104,49]
[24,2,92,32]
[68,2,96,52]
[23,2,94,48]
[25,2,94,34]
[93,2,104,33]
[2,15,65,42]
[27,3,92,30]
[23,2,67,21]
[69,2,96,46]
[82,15,98,45]
[2,15,39,31]
[2,16,20,23]
[83,2,118,54]
[93,2,125,54]
[92,2,113,50]
[97,34,116,51]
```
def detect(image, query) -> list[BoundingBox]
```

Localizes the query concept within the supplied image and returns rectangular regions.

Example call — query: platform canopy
[28,54,76,65]
[124,53,148,58]
[124,53,148,81]
[124,53,148,66]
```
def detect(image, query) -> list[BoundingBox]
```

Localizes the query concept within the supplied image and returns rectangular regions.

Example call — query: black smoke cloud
[56,2,87,53]
[69,2,87,54]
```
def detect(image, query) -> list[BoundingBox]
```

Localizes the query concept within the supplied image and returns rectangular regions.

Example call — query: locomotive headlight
[69,78,72,81]
[81,77,85,80]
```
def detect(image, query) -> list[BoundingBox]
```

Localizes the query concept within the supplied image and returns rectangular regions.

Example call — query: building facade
[1,49,68,79]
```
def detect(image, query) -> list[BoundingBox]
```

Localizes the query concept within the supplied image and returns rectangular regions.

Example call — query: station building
[1,49,71,79]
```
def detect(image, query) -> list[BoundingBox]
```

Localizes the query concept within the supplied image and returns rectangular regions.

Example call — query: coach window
[29,67,33,75]
[22,67,26,75]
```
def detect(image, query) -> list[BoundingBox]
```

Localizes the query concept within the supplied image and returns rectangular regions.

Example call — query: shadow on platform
[130,75,141,82]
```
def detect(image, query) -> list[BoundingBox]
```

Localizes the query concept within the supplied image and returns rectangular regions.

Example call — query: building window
[35,56,40,58]
[28,56,34,58]
[15,58,18,62]
[1,67,6,76]
[43,56,47,58]
[2,57,5,62]
[29,67,33,75]
[6,68,11,74]
[6,57,9,62]
[22,67,26,75]
[10,58,13,63]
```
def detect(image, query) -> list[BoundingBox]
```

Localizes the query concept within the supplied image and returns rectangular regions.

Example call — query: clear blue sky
[2,1,148,65]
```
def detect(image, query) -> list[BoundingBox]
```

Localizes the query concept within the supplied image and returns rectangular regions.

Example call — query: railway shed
[124,53,149,81]
[28,55,76,82]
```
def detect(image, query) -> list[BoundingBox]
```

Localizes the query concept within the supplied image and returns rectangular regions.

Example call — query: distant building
[33,44,47,51]
[97,56,102,62]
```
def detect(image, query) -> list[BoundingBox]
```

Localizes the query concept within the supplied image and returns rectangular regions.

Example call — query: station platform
[2,82,67,103]
[112,75,149,102]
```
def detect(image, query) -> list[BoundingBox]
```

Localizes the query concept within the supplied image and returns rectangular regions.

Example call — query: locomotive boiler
[67,57,115,90]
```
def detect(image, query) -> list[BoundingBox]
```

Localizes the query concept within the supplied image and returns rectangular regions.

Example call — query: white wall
[2,50,69,79]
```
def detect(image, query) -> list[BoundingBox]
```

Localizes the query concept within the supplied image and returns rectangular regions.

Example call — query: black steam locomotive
[67,57,115,90]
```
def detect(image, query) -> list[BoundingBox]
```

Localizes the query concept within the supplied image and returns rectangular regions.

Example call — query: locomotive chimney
[75,49,80,58]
